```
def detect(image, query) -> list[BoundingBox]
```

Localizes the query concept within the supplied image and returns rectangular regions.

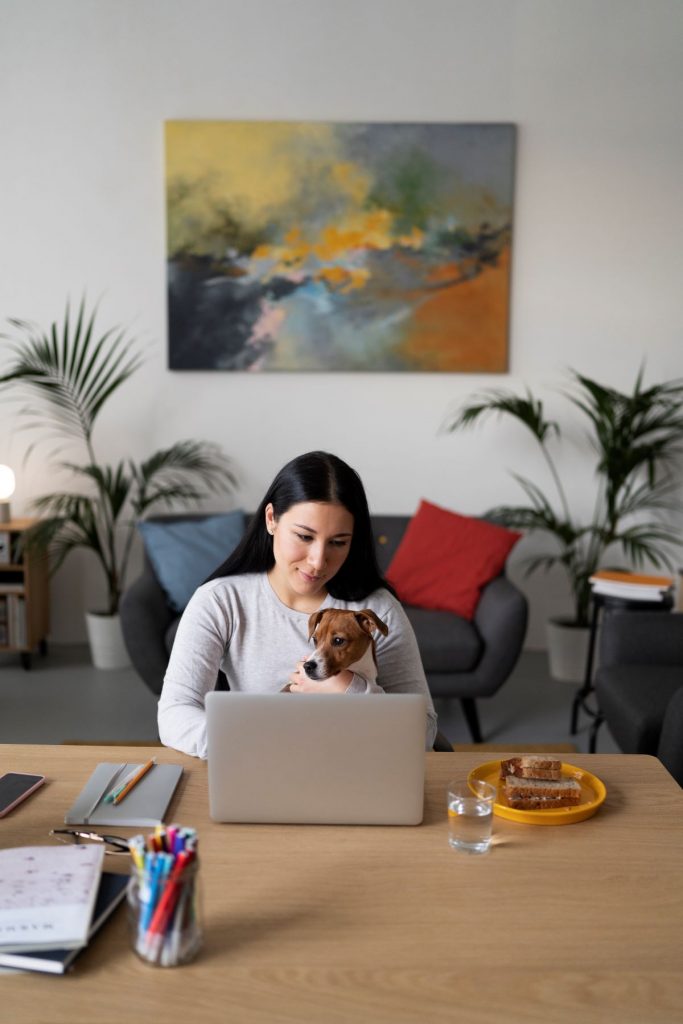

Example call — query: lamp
[0,465,16,523]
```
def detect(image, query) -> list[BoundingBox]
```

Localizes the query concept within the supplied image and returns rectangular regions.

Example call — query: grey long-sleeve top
[158,572,438,758]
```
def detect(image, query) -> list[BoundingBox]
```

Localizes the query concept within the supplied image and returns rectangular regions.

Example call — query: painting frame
[165,120,516,372]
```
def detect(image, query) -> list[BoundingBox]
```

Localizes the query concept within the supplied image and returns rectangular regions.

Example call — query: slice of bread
[500,755,563,781]
[505,776,581,809]
[506,794,580,810]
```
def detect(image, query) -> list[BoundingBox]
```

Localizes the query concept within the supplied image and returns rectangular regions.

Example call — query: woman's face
[265,501,354,610]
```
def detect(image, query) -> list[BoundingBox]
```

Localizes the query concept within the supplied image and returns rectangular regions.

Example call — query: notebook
[64,762,183,827]
[0,845,104,953]
[206,692,427,825]
[0,872,128,974]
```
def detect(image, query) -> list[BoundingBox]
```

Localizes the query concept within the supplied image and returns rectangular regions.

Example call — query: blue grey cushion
[138,511,245,613]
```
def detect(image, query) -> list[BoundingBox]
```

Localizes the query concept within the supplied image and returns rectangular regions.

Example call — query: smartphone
[0,772,46,817]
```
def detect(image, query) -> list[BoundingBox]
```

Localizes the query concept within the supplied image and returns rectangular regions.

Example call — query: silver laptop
[206,692,427,825]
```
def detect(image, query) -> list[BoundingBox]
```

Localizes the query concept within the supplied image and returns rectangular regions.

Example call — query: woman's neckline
[262,571,332,616]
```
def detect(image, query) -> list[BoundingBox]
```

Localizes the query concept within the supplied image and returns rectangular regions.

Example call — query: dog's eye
[332,637,346,647]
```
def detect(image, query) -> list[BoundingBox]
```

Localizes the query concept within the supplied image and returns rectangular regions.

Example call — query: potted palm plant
[1,297,236,668]
[447,370,683,681]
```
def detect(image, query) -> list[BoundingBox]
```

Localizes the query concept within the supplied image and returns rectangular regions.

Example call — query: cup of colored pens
[127,824,201,966]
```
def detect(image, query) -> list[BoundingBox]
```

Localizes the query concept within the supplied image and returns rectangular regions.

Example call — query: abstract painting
[165,121,516,372]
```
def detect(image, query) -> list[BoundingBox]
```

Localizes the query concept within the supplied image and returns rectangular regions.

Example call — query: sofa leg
[461,698,483,743]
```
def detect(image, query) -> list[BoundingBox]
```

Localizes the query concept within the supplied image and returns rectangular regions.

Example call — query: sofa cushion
[138,510,245,613]
[404,605,482,673]
[386,499,521,621]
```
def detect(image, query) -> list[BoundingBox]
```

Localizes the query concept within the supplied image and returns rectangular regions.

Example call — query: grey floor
[0,646,619,753]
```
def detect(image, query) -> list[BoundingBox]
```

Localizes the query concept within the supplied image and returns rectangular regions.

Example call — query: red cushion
[386,500,521,620]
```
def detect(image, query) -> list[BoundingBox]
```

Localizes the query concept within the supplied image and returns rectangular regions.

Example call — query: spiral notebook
[64,762,183,827]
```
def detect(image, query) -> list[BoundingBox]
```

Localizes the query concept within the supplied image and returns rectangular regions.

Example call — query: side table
[0,518,50,669]
[570,590,674,751]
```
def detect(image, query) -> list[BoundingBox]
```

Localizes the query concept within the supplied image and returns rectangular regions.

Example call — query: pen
[112,757,156,805]
[145,849,194,958]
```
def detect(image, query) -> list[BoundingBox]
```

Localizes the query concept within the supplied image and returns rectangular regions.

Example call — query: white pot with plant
[1,298,236,669]
[447,371,683,682]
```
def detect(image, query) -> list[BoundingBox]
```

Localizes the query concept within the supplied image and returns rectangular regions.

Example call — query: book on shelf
[3,593,27,647]
[589,570,675,601]
[0,872,128,975]
[0,844,104,954]
[0,532,9,563]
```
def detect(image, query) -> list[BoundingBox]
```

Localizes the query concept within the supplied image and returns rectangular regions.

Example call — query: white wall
[1,0,682,645]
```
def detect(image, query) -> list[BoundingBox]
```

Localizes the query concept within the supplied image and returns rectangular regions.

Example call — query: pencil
[112,757,156,805]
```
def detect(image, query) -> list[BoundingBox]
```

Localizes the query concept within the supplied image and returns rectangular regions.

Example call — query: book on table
[0,872,128,974]
[0,845,104,954]
[589,570,675,601]
[64,761,183,828]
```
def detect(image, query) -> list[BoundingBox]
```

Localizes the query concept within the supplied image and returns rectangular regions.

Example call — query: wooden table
[1,745,682,1024]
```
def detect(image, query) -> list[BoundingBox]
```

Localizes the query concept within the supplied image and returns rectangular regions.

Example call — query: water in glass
[448,793,493,854]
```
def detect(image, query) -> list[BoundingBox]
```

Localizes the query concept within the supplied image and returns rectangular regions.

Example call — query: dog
[302,608,389,684]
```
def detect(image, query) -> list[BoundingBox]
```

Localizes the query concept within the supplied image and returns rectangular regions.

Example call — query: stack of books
[589,570,675,602]
[0,845,127,975]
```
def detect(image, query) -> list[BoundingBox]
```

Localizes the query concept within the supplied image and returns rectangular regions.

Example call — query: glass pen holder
[127,857,202,967]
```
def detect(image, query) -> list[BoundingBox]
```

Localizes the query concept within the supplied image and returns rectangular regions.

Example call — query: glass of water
[447,779,497,854]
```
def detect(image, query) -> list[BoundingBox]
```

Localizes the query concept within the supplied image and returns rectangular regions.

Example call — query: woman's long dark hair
[206,451,395,601]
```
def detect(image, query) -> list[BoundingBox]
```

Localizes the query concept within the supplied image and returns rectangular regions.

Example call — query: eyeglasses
[49,828,131,856]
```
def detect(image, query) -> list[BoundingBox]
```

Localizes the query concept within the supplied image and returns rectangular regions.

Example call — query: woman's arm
[157,585,229,758]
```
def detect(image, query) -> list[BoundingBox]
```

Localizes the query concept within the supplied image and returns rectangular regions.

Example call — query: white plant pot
[546,618,592,684]
[85,612,131,671]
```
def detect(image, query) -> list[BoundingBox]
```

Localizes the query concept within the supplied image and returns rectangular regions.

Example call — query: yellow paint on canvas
[165,121,374,239]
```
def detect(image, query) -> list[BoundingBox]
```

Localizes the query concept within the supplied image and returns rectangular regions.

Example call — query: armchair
[121,513,528,744]
[593,610,683,784]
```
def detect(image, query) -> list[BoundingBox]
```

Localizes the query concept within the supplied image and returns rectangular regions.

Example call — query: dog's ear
[307,609,326,641]
[355,609,389,637]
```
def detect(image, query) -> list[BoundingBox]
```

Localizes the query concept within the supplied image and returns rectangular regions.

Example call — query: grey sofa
[594,610,683,784]
[120,512,528,744]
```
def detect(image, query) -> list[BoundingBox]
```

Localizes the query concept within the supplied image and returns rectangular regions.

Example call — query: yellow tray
[468,760,607,826]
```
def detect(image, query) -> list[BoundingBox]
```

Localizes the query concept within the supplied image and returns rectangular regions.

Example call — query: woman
[158,451,438,756]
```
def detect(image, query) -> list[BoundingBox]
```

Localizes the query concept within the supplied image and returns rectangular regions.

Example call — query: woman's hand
[288,659,352,694]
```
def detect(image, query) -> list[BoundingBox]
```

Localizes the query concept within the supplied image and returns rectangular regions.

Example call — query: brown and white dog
[302,608,389,684]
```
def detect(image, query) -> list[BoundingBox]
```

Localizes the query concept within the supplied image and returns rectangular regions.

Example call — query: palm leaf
[131,441,236,517]
[24,499,108,574]
[0,296,142,449]
[447,387,559,443]
[616,478,682,518]
[60,461,133,521]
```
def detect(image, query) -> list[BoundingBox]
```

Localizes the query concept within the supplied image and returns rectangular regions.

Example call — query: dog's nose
[302,659,318,678]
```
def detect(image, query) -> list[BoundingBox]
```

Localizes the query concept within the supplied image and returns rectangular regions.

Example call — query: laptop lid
[205,692,426,825]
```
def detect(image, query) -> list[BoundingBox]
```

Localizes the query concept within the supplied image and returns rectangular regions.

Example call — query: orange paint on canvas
[399,247,511,371]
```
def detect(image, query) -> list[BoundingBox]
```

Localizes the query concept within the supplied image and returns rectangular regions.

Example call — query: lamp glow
[0,465,15,523]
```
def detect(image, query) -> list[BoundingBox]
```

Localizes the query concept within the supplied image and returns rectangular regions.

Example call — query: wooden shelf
[0,518,49,668]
